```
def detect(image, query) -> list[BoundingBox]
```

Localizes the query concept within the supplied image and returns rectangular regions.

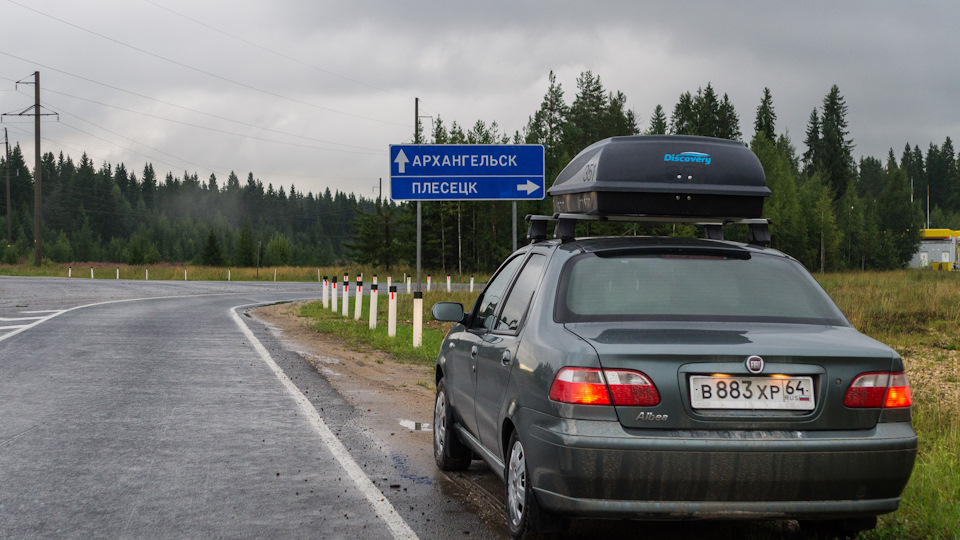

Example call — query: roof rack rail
[525,213,771,246]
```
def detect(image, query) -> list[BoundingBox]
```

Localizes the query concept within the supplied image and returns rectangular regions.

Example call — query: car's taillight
[844,372,912,408]
[549,367,660,406]
[549,368,611,405]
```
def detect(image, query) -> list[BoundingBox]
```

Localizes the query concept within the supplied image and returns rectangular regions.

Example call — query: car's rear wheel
[505,431,561,538]
[433,378,471,470]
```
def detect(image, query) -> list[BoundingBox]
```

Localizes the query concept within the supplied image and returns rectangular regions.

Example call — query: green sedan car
[430,136,917,538]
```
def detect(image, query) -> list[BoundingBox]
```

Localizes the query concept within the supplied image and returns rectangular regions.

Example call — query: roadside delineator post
[406,276,411,294]
[185,270,187,281]
[68,267,71,278]
[388,285,397,337]
[387,276,392,291]
[413,291,423,348]
[470,276,474,292]
[146,268,149,280]
[341,274,349,317]
[369,284,378,329]
[228,269,231,281]
[90,267,93,279]
[331,280,338,312]
[116,268,119,280]
[274,268,277,282]
[322,276,329,308]
[354,276,363,321]
[427,275,431,292]
[446,275,451,292]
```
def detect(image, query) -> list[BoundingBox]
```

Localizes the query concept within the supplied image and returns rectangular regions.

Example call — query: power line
[40,87,385,155]
[2,63,395,156]
[5,0,409,128]
[140,0,410,100]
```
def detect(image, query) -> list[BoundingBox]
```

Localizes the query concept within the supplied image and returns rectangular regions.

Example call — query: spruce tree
[647,105,668,135]
[754,87,777,142]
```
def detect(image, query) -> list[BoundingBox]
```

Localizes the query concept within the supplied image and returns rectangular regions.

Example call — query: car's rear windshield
[556,250,849,325]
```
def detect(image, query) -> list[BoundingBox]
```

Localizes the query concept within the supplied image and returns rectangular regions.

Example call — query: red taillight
[549,368,611,405]
[844,372,912,408]
[549,368,660,406]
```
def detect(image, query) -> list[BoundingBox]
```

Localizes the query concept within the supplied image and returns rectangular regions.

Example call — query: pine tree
[647,105,668,135]
[670,92,696,135]
[819,85,856,197]
[716,93,742,140]
[236,219,255,266]
[200,229,224,266]
[754,87,777,142]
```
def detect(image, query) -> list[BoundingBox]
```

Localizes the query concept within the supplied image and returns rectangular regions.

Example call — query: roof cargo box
[548,135,770,219]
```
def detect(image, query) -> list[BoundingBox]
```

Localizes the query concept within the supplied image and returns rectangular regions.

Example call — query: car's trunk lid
[564,321,899,431]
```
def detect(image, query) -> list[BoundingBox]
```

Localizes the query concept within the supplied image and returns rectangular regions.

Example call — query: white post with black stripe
[388,285,398,337]
[369,283,378,329]
[331,279,338,312]
[354,276,363,321]
[412,291,423,348]
[341,275,349,317]
[322,276,329,308]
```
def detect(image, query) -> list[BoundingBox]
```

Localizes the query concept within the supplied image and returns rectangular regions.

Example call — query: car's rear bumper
[522,410,917,520]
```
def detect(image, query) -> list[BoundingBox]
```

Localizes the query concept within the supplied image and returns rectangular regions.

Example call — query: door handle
[501,351,511,366]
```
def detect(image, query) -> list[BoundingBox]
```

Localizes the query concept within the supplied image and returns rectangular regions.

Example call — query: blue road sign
[390,144,545,201]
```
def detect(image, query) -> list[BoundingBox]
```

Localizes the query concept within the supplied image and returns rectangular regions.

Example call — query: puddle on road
[399,419,432,431]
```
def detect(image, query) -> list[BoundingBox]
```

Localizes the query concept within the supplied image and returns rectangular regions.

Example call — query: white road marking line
[0,316,46,321]
[0,325,29,330]
[20,310,63,314]
[230,304,419,540]
[0,311,66,342]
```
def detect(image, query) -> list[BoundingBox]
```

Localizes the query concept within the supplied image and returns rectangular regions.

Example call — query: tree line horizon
[1,71,948,272]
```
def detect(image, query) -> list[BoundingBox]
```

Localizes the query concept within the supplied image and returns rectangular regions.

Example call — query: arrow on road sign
[518,180,541,195]
[394,150,409,174]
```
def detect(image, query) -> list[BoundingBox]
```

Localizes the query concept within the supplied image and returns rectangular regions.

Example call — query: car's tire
[505,431,562,539]
[433,378,471,471]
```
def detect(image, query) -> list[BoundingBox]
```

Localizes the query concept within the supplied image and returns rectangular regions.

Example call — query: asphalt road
[0,277,495,539]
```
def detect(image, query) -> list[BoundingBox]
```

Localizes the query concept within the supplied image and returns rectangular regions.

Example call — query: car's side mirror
[432,302,465,323]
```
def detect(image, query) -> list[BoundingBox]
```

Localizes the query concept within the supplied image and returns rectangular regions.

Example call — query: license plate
[689,375,815,410]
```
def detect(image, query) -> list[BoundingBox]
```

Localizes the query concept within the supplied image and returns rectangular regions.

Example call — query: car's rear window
[556,250,849,325]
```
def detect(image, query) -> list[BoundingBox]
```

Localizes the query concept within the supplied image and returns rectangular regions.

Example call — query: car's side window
[495,254,546,332]
[474,255,525,331]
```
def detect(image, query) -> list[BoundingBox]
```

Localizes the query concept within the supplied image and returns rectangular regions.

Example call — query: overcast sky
[1,0,958,200]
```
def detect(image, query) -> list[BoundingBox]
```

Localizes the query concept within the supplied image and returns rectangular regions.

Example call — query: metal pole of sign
[512,201,517,252]
[414,97,422,294]
[417,201,422,292]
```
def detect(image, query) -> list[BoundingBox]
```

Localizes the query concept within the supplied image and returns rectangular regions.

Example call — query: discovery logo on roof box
[664,152,712,165]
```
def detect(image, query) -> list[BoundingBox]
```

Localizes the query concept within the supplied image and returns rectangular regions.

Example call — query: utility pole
[2,72,57,266]
[32,72,40,266]
[4,128,10,248]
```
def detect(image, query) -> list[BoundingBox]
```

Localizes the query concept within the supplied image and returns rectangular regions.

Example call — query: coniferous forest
[1,71,946,273]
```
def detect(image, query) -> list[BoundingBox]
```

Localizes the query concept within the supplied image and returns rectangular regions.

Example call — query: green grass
[865,397,960,539]
[298,290,481,366]
[815,269,960,348]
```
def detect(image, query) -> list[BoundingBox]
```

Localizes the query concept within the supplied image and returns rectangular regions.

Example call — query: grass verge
[298,290,481,366]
